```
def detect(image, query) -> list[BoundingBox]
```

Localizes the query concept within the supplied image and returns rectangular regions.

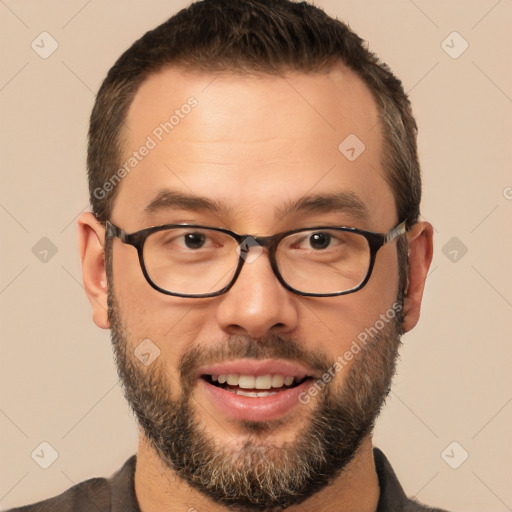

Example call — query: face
[87,64,421,509]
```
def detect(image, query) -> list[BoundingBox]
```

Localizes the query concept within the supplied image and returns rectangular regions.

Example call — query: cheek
[344,252,400,343]
[367,244,401,305]
[110,245,213,364]
[111,246,151,336]
[296,246,400,376]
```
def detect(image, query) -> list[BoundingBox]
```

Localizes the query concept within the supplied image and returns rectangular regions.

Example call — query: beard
[106,240,407,511]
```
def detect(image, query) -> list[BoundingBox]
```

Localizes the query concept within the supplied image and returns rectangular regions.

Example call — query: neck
[134,434,380,512]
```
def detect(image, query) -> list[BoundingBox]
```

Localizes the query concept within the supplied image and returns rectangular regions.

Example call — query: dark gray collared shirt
[6,448,448,511]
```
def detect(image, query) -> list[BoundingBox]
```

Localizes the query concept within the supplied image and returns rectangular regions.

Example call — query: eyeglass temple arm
[384,220,407,244]
[105,221,128,242]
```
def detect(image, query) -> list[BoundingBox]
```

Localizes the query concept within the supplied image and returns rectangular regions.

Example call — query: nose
[215,247,299,338]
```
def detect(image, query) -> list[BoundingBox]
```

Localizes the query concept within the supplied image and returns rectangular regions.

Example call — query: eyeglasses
[105,220,407,298]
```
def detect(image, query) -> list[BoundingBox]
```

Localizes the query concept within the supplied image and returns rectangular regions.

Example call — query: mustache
[179,334,332,387]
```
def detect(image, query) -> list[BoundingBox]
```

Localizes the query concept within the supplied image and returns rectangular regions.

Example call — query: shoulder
[402,501,450,512]
[5,477,111,512]
[5,456,138,512]
[402,500,450,512]
[374,448,450,512]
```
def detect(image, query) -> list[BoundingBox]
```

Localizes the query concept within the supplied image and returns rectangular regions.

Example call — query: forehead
[114,64,396,231]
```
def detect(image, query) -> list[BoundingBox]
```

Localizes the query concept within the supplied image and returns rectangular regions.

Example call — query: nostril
[224,324,249,337]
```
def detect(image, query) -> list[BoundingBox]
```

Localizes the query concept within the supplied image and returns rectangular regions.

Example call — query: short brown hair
[88,0,421,228]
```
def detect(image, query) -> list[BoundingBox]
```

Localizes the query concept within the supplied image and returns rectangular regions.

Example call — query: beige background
[1,0,511,510]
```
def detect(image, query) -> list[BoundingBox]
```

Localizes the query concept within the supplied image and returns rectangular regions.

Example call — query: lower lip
[200,378,312,422]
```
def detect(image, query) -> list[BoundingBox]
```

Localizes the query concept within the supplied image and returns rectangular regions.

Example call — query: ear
[77,212,109,329]
[401,221,434,333]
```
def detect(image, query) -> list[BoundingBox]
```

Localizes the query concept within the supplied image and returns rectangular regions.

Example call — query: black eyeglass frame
[105,220,407,298]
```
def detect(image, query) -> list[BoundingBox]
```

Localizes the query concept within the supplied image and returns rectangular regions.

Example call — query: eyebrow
[145,190,228,215]
[144,189,369,224]
[277,192,370,223]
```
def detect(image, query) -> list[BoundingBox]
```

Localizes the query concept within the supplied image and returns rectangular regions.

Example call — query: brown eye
[184,232,206,249]
[309,232,331,250]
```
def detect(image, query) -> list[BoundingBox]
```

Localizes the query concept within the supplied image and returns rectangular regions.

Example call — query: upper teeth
[212,374,296,389]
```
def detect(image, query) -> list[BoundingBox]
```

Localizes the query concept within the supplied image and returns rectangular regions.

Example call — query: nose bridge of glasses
[233,234,285,295]
[238,234,274,252]
[233,233,289,286]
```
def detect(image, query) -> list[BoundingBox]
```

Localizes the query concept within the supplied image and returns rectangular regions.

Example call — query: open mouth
[202,374,311,397]
[198,362,316,421]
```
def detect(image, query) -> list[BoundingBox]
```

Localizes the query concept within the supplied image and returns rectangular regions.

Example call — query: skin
[78,63,433,511]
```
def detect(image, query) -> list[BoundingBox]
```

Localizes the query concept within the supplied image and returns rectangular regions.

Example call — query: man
[9,0,444,510]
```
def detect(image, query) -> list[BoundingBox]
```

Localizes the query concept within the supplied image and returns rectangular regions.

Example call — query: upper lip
[196,359,317,379]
